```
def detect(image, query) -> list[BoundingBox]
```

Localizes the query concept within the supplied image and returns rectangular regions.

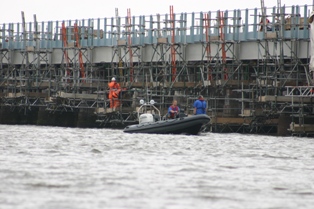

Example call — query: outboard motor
[153,114,160,122]
[139,113,154,124]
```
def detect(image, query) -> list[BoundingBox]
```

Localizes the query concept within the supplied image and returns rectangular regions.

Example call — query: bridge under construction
[1,3,314,136]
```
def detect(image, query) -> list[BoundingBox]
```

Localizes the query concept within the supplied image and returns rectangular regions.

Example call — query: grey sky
[1,0,313,24]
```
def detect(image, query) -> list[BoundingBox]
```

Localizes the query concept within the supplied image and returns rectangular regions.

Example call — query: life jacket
[196,99,206,114]
[169,105,179,118]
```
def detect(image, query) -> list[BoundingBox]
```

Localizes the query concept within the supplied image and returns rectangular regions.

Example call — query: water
[0,125,314,209]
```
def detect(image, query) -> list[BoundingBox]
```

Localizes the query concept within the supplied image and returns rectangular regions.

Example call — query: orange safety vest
[108,81,121,99]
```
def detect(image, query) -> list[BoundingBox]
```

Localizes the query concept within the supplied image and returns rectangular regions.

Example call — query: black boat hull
[123,115,210,135]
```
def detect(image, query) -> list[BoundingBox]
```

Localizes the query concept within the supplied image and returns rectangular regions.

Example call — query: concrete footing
[0,106,96,128]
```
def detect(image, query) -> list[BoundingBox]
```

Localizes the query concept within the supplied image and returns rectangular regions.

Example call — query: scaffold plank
[259,96,314,103]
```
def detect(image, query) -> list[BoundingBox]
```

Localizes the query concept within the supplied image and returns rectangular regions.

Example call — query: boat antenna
[145,73,149,103]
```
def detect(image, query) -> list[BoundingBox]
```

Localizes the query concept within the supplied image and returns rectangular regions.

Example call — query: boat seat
[164,112,187,120]
[153,114,161,122]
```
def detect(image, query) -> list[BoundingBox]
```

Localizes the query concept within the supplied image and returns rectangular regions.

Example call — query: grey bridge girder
[1,40,309,65]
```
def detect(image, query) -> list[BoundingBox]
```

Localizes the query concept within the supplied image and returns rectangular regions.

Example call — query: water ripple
[0,125,314,209]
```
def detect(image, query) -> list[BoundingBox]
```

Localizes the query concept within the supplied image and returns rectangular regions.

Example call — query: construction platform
[1,3,314,136]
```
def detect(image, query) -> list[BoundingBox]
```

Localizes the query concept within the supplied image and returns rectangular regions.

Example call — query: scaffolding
[0,4,313,135]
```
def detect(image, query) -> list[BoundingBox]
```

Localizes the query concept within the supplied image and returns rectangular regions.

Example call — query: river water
[0,125,313,209]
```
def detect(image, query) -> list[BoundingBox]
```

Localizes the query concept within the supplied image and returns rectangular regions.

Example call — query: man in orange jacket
[108,77,121,109]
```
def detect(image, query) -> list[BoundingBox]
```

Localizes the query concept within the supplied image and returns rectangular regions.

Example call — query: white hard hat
[111,77,116,81]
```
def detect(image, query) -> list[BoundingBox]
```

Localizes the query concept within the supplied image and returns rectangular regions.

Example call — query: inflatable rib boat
[123,100,210,135]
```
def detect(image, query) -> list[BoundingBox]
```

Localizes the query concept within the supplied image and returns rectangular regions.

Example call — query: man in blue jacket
[193,95,207,115]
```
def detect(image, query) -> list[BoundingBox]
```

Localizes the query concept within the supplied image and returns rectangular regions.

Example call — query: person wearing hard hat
[108,77,121,109]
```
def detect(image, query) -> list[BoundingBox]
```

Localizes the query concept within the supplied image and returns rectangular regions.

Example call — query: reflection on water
[0,125,314,209]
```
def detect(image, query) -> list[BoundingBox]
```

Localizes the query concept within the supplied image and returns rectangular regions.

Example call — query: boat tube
[123,99,210,135]
[123,114,210,135]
